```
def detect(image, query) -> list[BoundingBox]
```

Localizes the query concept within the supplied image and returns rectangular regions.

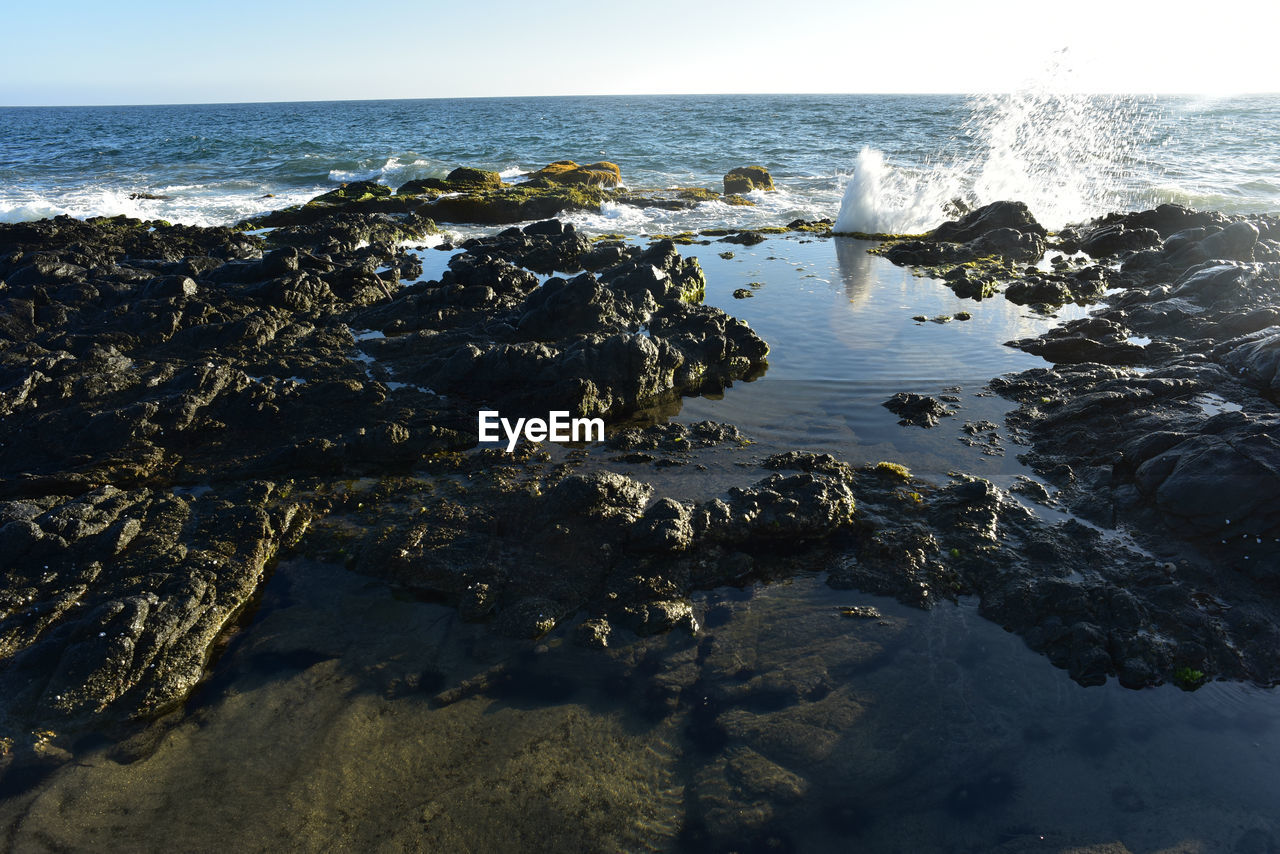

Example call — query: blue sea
[2,93,1278,233]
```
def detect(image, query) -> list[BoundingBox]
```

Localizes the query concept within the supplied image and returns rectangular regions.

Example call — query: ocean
[2,93,1278,234]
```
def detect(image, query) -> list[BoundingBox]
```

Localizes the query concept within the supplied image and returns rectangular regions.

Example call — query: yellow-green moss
[874,461,912,481]
[530,160,622,188]
[647,231,700,245]
[723,165,775,194]
[841,231,928,242]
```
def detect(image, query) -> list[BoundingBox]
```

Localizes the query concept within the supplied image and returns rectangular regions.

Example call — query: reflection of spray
[832,234,879,307]
[836,58,1159,233]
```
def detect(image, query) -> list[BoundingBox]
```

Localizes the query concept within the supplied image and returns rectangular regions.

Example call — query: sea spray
[835,88,1159,234]
[963,90,1157,228]
[833,147,961,234]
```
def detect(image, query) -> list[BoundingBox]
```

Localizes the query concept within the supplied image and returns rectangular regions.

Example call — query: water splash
[962,89,1157,227]
[836,68,1160,234]
[833,147,960,234]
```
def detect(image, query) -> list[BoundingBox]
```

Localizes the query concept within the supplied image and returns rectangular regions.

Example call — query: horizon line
[3,90,1275,109]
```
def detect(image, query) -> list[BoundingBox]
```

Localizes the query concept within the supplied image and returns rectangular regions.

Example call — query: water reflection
[5,561,1277,852]
[833,236,879,307]
[679,236,1061,475]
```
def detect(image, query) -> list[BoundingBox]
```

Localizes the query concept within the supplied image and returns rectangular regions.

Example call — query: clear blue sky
[4,0,1278,105]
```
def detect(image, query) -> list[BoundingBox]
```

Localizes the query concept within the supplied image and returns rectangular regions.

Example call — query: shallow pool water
[675,237,1093,482]
[5,557,1277,852]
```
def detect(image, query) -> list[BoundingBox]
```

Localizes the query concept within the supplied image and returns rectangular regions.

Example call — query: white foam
[327,156,444,187]
[0,183,328,227]
[0,200,70,223]
[565,201,655,234]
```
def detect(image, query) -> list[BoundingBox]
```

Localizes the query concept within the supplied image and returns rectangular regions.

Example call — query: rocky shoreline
[2,161,1279,778]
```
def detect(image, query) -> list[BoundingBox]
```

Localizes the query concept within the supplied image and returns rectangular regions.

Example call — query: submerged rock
[882,392,953,428]
[346,455,857,646]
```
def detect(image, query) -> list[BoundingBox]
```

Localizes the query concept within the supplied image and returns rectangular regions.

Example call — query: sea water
[2,93,1278,232]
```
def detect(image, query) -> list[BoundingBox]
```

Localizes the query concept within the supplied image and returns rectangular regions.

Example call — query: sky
[3,0,1279,105]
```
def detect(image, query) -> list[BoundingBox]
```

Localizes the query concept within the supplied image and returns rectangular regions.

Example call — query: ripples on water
[1,93,1278,227]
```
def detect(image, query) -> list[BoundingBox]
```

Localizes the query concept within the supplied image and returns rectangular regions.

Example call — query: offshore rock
[421,184,607,225]
[614,187,733,210]
[723,166,775,195]
[529,160,622,188]
[439,166,502,190]
[248,163,615,228]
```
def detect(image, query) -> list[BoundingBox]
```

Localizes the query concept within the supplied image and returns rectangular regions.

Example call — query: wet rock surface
[347,230,768,418]
[882,392,954,428]
[0,210,768,747]
[878,202,1280,687]
[883,201,1049,269]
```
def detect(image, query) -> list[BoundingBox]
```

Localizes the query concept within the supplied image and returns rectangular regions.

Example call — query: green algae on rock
[723,166,775,195]
[422,184,609,225]
[529,160,622,188]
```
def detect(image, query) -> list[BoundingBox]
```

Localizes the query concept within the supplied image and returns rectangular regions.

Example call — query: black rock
[883,392,953,427]
[929,200,1046,243]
